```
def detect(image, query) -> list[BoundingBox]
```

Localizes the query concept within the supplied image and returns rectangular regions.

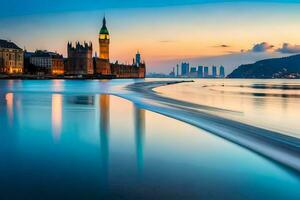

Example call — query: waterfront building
[110,61,145,78]
[24,51,34,74]
[176,64,179,77]
[94,57,111,75]
[212,66,217,78]
[27,50,64,75]
[181,62,189,76]
[204,66,209,77]
[66,42,93,75]
[51,54,64,75]
[197,66,203,78]
[220,66,225,78]
[0,39,23,74]
[94,17,146,78]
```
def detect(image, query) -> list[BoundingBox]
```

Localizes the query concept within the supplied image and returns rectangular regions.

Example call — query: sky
[2,0,300,74]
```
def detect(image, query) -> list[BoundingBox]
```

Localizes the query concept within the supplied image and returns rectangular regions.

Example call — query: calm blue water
[0,80,300,199]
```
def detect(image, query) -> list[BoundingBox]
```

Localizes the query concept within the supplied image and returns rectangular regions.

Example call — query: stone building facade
[94,58,111,75]
[51,55,65,75]
[110,62,146,78]
[0,39,23,74]
[66,42,93,75]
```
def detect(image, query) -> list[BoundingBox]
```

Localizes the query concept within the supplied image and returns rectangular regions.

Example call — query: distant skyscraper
[181,62,189,76]
[212,66,217,78]
[204,66,209,77]
[176,64,179,77]
[190,67,197,78]
[220,66,225,78]
[197,66,203,78]
[190,67,197,73]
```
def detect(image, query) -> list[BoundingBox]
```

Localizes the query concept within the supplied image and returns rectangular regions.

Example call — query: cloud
[225,50,238,54]
[251,42,274,52]
[214,44,230,48]
[277,43,300,54]
[159,40,176,43]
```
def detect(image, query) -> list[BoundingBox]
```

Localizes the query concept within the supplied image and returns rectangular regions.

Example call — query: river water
[0,79,299,199]
[155,79,300,138]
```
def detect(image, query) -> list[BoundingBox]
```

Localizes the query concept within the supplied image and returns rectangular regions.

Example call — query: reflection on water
[5,93,13,124]
[134,107,145,175]
[67,96,95,105]
[155,79,300,137]
[52,80,64,93]
[0,80,300,199]
[99,94,110,188]
[52,94,62,140]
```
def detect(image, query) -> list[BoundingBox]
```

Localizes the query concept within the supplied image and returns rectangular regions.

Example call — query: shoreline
[121,80,300,173]
[1,75,299,80]
[0,74,144,80]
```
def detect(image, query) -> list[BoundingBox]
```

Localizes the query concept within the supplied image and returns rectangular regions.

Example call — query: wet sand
[121,80,300,173]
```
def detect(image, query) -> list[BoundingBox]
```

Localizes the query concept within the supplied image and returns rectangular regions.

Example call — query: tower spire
[99,16,109,35]
[103,16,106,28]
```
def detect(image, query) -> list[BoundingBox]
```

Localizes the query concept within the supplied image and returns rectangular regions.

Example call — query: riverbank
[122,80,300,173]
[0,74,133,80]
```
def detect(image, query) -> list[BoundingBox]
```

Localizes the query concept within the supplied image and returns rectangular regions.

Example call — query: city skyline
[2,1,300,73]
[177,63,225,78]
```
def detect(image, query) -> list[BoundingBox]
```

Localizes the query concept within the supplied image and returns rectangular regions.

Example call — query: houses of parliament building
[0,17,145,79]
[66,17,146,78]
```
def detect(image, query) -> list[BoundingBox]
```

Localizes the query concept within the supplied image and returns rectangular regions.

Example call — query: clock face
[100,34,109,40]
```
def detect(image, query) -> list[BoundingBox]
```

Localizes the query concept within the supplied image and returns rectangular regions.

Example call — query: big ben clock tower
[99,17,110,60]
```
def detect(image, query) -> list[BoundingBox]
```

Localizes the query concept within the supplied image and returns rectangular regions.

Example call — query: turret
[136,51,141,67]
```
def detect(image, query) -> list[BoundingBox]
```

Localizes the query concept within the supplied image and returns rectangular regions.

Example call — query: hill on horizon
[227,54,300,79]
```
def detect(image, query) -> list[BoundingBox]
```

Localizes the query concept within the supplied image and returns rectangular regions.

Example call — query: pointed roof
[99,17,109,35]
[0,39,22,50]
